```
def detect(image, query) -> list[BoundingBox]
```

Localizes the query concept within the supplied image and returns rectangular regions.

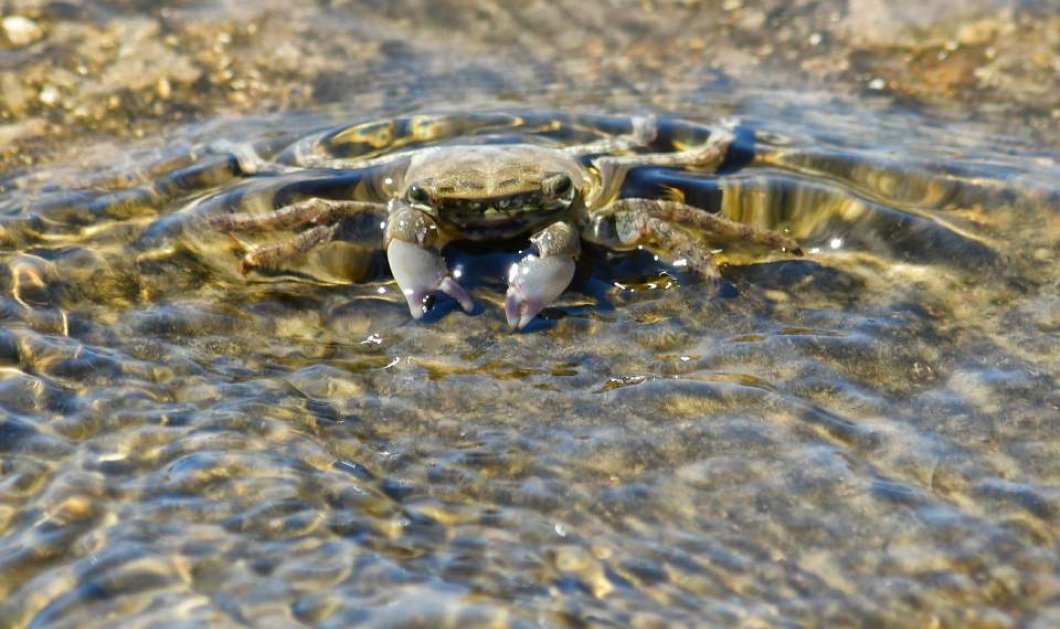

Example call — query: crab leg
[583,197,802,290]
[585,126,735,207]
[505,221,580,330]
[588,124,733,171]
[238,223,341,274]
[208,198,384,233]
[607,198,803,254]
[384,204,474,319]
[581,201,721,289]
[561,115,657,158]
[638,217,723,285]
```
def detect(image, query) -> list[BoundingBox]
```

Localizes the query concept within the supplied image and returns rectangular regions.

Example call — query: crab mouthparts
[442,195,567,223]
[437,202,570,241]
[469,206,532,222]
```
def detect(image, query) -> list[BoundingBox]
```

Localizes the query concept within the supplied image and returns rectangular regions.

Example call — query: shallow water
[1,101,1056,627]
[2,1,1059,627]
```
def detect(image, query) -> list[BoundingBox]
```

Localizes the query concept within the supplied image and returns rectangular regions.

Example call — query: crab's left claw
[505,254,576,330]
[504,221,580,330]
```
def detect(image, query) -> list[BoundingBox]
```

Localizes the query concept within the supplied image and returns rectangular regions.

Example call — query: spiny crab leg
[583,197,804,293]
[238,223,340,274]
[208,198,386,274]
[584,123,735,208]
[384,204,474,319]
[505,221,580,330]
[608,198,803,255]
[208,198,384,233]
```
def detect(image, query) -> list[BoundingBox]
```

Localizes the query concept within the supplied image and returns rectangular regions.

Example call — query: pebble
[2,15,43,47]
[39,85,60,106]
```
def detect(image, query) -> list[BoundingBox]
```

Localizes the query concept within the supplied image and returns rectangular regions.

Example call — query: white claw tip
[406,293,427,319]
[505,290,539,331]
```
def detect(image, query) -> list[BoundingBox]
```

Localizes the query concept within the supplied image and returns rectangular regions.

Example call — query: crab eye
[545,174,573,197]
[407,185,431,206]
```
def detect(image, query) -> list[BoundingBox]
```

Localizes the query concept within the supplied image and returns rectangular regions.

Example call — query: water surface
[1,1,1058,627]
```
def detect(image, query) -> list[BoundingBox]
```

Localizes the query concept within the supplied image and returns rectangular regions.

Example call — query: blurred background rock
[0,0,1056,169]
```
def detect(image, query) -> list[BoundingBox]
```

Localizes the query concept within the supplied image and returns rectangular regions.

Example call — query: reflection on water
[0,107,1057,627]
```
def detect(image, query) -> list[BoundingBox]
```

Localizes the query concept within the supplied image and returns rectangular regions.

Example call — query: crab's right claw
[387,239,474,319]
[504,254,576,330]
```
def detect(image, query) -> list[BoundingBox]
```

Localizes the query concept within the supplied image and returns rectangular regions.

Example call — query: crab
[207,116,802,329]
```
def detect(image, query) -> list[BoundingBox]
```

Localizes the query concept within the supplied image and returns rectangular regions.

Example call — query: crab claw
[387,239,474,319]
[505,253,576,330]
